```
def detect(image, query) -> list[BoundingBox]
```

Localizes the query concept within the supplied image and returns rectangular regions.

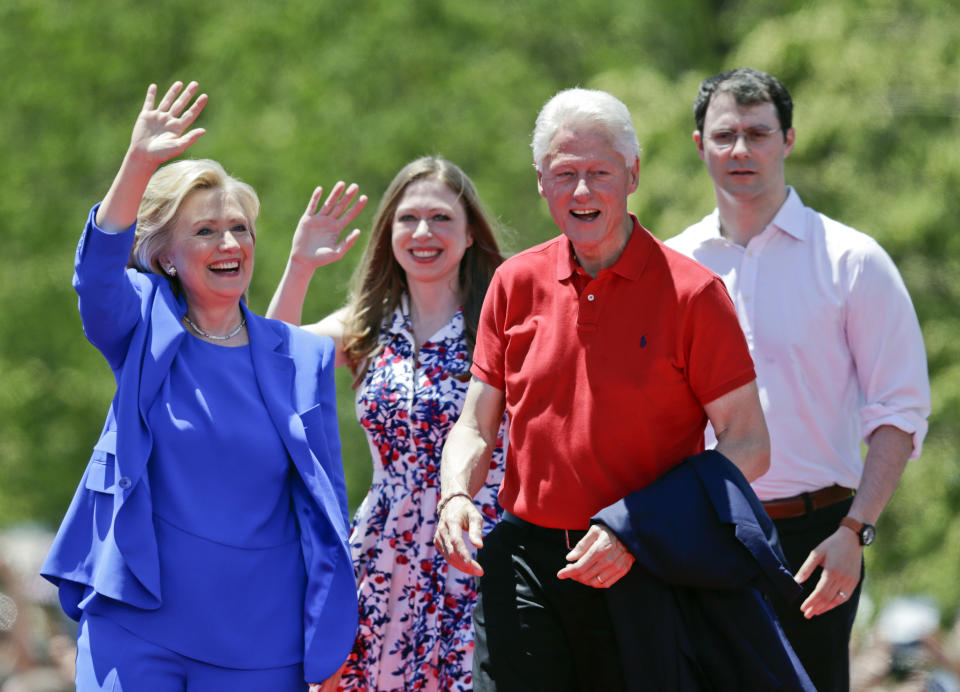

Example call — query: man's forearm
[440,421,495,499]
[439,377,505,499]
[847,425,913,524]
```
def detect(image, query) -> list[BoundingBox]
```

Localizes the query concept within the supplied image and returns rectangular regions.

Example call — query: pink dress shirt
[667,188,930,500]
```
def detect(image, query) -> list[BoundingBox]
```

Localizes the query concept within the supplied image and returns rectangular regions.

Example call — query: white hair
[530,87,640,170]
[531,88,640,171]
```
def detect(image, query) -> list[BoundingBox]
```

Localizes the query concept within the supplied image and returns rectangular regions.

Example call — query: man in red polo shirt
[434,88,771,691]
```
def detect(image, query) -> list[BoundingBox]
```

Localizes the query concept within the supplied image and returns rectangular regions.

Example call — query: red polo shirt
[472,216,755,528]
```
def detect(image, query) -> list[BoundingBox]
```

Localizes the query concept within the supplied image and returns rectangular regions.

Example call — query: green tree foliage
[0,0,717,525]
[1,0,956,619]
[605,0,960,616]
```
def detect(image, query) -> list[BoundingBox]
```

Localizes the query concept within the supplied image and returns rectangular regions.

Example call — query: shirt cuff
[860,404,930,460]
[470,362,505,391]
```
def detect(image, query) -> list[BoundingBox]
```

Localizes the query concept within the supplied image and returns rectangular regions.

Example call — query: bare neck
[715,186,789,246]
[406,279,461,348]
[572,215,634,278]
[183,299,247,344]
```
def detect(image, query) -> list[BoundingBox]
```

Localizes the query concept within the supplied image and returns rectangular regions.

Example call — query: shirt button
[587,294,596,302]
[118,477,132,490]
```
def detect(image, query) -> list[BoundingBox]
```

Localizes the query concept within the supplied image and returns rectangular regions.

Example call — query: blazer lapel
[245,309,346,520]
[117,281,186,492]
[245,306,296,434]
[245,310,313,472]
[140,283,187,410]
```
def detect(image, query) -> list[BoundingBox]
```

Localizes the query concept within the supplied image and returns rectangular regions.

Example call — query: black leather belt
[501,510,589,550]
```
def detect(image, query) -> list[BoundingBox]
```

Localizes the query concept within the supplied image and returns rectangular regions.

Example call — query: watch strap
[839,517,864,535]
[840,516,875,545]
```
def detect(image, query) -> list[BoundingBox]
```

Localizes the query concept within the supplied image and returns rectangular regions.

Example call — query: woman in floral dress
[268,157,507,691]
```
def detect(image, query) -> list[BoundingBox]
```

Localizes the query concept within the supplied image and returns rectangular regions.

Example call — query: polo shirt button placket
[579,285,601,332]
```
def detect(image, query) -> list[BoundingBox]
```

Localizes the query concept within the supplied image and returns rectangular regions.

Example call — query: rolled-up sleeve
[845,241,931,458]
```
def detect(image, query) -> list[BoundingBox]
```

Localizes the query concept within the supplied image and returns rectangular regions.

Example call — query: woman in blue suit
[41,81,359,691]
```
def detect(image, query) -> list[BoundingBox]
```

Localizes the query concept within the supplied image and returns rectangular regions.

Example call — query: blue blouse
[86,336,306,668]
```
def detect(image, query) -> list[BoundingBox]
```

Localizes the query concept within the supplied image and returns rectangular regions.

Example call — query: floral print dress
[339,301,506,692]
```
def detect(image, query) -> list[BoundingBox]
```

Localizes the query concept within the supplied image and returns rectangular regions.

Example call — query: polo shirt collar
[555,213,652,281]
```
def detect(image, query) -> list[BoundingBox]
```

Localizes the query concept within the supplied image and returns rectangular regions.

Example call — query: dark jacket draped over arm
[594,450,814,692]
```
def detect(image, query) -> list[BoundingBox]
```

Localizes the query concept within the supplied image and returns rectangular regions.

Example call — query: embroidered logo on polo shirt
[640,335,647,348]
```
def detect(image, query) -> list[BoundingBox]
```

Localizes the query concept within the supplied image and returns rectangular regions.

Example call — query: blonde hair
[342,157,504,381]
[129,159,259,299]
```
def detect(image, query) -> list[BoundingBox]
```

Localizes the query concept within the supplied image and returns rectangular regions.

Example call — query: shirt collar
[769,186,807,241]
[554,213,652,281]
[383,293,464,344]
[383,295,412,337]
[704,186,807,244]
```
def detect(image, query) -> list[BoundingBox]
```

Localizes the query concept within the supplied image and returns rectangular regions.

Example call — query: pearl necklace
[183,313,247,341]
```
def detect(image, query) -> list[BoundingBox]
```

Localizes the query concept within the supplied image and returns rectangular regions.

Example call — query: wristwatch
[840,517,876,546]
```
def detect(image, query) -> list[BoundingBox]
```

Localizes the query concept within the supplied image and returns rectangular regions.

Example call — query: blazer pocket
[298,404,329,455]
[84,430,117,493]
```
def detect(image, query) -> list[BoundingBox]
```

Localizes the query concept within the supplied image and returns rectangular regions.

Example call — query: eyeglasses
[708,128,780,148]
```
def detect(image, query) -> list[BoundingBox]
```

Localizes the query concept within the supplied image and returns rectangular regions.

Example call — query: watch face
[861,524,876,546]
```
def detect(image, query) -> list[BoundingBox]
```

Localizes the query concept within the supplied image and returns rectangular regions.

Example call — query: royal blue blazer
[42,206,358,682]
[594,450,815,691]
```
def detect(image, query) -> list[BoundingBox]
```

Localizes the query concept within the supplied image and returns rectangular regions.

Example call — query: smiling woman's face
[160,187,255,309]
[390,178,473,291]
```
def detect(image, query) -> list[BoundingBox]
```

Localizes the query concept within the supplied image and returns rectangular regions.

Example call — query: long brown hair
[342,157,504,381]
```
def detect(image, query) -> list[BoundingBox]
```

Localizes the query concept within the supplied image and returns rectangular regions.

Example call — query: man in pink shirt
[667,67,931,691]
